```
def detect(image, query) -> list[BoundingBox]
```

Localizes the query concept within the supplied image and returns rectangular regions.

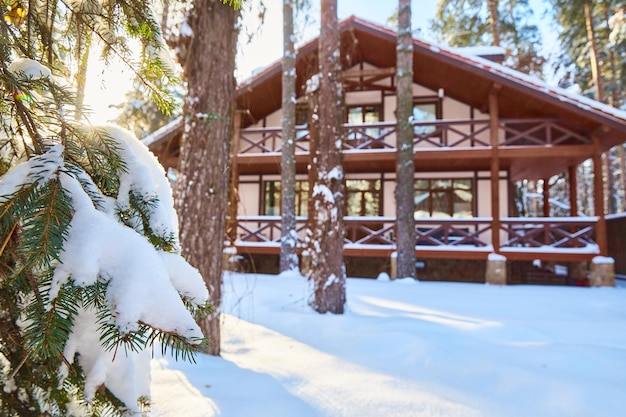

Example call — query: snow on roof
[142,117,183,147]
[413,33,626,125]
[454,45,506,57]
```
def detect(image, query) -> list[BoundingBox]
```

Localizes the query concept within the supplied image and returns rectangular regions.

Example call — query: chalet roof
[145,15,626,159]
[236,15,626,151]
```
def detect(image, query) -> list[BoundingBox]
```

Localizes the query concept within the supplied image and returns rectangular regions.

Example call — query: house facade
[146,17,626,285]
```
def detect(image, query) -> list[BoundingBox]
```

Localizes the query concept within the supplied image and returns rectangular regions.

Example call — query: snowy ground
[149,272,626,417]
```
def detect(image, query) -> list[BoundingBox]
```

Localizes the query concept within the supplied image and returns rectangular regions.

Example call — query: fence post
[222,246,238,272]
[486,253,507,285]
[589,256,615,287]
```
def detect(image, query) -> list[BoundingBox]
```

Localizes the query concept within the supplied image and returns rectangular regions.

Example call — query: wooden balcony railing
[500,217,597,249]
[236,118,590,155]
[234,216,598,254]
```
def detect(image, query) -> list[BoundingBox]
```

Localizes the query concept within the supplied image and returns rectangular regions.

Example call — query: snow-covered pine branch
[0,121,208,414]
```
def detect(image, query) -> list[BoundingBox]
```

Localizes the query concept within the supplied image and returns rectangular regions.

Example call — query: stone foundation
[589,257,615,287]
[486,254,507,285]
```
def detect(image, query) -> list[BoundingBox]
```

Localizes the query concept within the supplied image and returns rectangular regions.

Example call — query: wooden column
[592,137,608,256]
[489,86,501,253]
[227,110,242,245]
[542,177,550,244]
[542,178,550,217]
[568,165,578,216]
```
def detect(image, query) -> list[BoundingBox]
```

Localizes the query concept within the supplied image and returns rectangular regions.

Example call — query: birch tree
[396,0,416,279]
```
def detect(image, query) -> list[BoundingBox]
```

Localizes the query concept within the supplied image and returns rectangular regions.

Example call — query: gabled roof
[237,16,626,151]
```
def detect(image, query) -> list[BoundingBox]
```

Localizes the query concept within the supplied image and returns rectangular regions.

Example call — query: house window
[346,105,382,142]
[346,179,381,217]
[414,179,473,218]
[347,105,381,124]
[412,99,440,135]
[262,180,309,216]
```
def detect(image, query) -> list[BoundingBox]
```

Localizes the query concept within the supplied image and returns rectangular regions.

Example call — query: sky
[84,0,555,125]
[235,0,440,79]
[149,271,626,417]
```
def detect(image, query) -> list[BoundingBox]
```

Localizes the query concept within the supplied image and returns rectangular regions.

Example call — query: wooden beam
[500,250,598,262]
[498,144,595,159]
[489,87,501,253]
[592,136,608,255]
[342,67,396,79]
[235,242,597,262]
[568,165,578,216]
[542,178,550,217]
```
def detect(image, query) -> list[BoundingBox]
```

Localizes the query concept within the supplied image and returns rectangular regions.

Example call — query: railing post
[486,253,507,285]
[568,165,578,216]
[592,136,608,256]
[542,177,550,244]
[589,256,615,287]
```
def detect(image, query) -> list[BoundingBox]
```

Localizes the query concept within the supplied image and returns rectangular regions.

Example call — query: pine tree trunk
[280,0,298,272]
[176,0,239,356]
[395,0,416,279]
[601,2,622,213]
[308,0,346,314]
[584,0,604,103]
[487,0,501,46]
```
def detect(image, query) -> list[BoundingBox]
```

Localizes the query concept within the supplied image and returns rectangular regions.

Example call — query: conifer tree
[0,0,241,414]
[431,0,546,76]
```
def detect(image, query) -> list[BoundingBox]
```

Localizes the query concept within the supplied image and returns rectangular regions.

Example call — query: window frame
[414,178,474,218]
[411,96,442,137]
[261,180,310,217]
[345,104,383,124]
[345,178,383,217]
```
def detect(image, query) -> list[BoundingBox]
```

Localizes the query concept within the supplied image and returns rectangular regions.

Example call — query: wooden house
[146,16,626,284]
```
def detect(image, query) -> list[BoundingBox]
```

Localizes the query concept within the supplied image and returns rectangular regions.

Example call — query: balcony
[235,118,593,177]
[233,216,600,262]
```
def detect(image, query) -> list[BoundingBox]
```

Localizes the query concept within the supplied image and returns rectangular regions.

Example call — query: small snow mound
[376,272,390,281]
[488,253,507,261]
[593,256,614,264]
[394,277,418,284]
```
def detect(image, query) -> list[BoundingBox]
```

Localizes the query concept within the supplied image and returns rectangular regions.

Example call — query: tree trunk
[176,0,239,356]
[307,0,346,314]
[601,2,622,213]
[487,0,501,46]
[584,0,604,103]
[280,0,298,272]
[395,0,415,279]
